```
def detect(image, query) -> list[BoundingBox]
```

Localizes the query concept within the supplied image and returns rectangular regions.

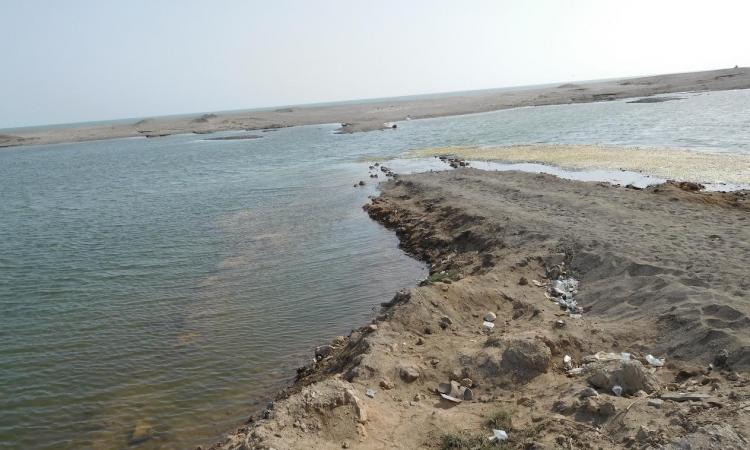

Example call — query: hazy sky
[1,0,748,128]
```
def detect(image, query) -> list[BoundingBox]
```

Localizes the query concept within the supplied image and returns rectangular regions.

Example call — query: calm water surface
[1,89,749,449]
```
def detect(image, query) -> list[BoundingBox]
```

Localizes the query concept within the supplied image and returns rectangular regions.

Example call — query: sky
[1,0,748,128]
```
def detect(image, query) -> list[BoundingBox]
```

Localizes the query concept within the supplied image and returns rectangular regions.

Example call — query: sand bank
[3,67,750,148]
[206,169,749,449]
[408,144,750,186]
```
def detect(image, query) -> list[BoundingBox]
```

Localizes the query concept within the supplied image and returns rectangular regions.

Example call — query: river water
[1,89,748,449]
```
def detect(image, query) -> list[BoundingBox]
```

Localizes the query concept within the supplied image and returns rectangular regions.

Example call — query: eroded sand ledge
[206,170,749,450]
[3,67,750,148]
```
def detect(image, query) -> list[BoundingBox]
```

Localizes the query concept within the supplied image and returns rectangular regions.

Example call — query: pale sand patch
[407,144,750,185]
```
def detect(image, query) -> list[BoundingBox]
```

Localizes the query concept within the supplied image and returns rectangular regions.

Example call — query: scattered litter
[585,351,631,363]
[488,429,508,442]
[554,319,567,328]
[531,279,545,287]
[645,354,665,367]
[568,367,584,375]
[660,393,711,402]
[483,321,495,330]
[612,385,623,396]
[484,312,497,322]
[440,393,462,403]
[569,314,582,319]
[438,380,473,402]
[563,355,573,370]
[366,389,376,398]
[547,276,582,316]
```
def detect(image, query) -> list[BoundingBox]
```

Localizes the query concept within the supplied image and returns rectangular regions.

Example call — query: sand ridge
[2,67,750,148]
[205,170,749,449]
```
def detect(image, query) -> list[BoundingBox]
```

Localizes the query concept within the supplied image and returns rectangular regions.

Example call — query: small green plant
[486,408,512,431]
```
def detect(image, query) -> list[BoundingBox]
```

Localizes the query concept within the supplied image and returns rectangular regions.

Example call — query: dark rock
[714,349,729,368]
[315,345,334,360]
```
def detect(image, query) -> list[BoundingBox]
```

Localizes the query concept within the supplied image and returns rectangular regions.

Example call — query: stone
[587,360,660,395]
[315,345,334,359]
[579,387,599,398]
[439,316,453,329]
[460,378,473,388]
[399,366,420,382]
[379,378,395,390]
[552,399,580,415]
[648,398,664,408]
[502,338,552,375]
[344,389,368,423]
[519,276,529,285]
[726,372,740,381]
[484,312,497,322]
[636,425,654,442]
[128,420,154,445]
[619,360,660,394]
[714,349,729,368]
[416,337,424,345]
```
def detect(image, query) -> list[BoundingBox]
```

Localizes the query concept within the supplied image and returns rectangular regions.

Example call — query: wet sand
[3,67,750,148]
[207,169,749,449]
[408,144,750,186]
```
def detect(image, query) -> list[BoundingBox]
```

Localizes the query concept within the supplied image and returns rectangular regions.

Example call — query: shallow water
[1,89,749,449]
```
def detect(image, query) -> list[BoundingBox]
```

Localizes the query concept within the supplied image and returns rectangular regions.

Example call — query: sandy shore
[408,145,750,186]
[3,67,750,148]
[205,169,749,449]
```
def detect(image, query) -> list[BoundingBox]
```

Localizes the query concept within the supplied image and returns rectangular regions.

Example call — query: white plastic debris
[484,312,497,322]
[488,429,508,442]
[567,367,584,375]
[483,321,495,330]
[366,389,376,398]
[563,355,573,370]
[612,385,623,396]
[590,351,630,362]
[645,354,665,367]
[439,393,462,403]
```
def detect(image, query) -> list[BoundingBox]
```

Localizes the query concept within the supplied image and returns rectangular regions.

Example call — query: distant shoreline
[2,67,749,149]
